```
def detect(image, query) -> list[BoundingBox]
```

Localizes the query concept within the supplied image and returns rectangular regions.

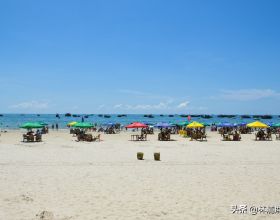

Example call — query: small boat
[65,113,72,117]
[190,115,201,117]
[201,115,212,119]
[260,115,272,119]
[144,114,154,118]
[241,115,251,119]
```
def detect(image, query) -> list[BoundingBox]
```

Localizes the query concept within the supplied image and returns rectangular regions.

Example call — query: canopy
[187,121,204,128]
[154,122,175,128]
[247,121,269,128]
[176,121,189,126]
[72,122,94,128]
[237,122,247,126]
[217,122,236,128]
[201,122,210,127]
[37,121,48,126]
[272,123,280,128]
[67,121,78,126]
[126,122,148,128]
[20,122,44,129]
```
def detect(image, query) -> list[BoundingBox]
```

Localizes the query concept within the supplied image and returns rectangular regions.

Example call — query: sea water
[0,114,279,129]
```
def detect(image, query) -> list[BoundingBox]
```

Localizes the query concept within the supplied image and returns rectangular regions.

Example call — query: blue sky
[0,0,280,114]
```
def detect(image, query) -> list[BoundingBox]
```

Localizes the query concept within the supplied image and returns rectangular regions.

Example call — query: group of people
[23,129,42,142]
[255,128,272,141]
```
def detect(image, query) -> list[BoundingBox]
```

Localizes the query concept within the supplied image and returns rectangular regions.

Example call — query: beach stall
[186,121,207,141]
[247,121,271,141]
[72,122,99,142]
[20,122,44,142]
[126,122,148,141]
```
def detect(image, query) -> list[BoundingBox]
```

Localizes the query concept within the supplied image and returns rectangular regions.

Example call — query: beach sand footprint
[21,194,34,202]
[36,211,54,220]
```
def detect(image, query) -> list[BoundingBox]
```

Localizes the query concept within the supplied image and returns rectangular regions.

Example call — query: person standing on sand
[55,123,58,130]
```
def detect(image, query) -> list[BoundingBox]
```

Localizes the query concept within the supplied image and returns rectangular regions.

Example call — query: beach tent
[247,121,269,128]
[67,121,78,127]
[126,122,148,128]
[72,122,94,128]
[20,122,44,129]
[187,121,204,128]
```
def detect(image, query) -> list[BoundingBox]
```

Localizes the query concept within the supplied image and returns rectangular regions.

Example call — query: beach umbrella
[272,123,280,127]
[247,121,269,128]
[154,122,175,128]
[103,122,116,127]
[38,122,48,126]
[187,121,204,128]
[217,122,236,128]
[237,122,247,126]
[176,121,189,126]
[67,121,78,127]
[20,122,44,129]
[72,122,94,128]
[126,122,148,128]
[201,122,211,127]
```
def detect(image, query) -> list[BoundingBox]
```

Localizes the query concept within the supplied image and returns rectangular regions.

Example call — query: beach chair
[35,134,42,142]
[93,134,101,142]
[23,134,28,142]
[137,134,147,141]
[201,133,207,141]
[266,133,272,141]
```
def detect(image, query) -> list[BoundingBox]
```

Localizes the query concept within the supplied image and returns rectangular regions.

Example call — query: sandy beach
[0,130,280,219]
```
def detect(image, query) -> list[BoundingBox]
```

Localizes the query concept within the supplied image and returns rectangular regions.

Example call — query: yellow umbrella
[247,121,268,128]
[187,121,204,128]
[67,121,78,127]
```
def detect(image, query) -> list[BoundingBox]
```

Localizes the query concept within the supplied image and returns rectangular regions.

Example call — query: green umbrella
[176,121,190,126]
[72,122,94,128]
[37,122,48,126]
[201,122,210,126]
[272,123,280,128]
[20,122,44,129]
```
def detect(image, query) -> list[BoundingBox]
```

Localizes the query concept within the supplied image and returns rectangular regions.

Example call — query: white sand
[1,130,280,219]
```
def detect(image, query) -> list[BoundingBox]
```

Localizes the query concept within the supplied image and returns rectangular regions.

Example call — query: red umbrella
[126,122,148,128]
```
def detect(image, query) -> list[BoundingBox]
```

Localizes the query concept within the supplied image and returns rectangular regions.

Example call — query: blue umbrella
[217,122,236,128]
[154,122,175,128]
[237,122,247,126]
[102,122,116,127]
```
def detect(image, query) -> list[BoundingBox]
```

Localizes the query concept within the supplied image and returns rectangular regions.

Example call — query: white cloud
[177,101,190,109]
[115,102,169,110]
[112,101,191,111]
[10,101,49,109]
[113,104,123,108]
[217,89,280,101]
[118,89,172,100]
[98,104,105,109]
